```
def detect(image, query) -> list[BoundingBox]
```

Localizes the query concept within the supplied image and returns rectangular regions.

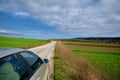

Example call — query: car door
[30,63,49,80]
[18,51,48,80]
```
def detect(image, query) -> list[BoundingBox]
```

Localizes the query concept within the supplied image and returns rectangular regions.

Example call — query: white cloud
[0,0,120,37]
[15,12,30,16]
[0,29,22,36]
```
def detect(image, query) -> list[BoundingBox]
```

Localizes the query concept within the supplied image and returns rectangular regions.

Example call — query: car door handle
[37,77,41,80]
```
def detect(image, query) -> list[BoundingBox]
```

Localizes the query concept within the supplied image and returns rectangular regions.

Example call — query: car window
[19,51,43,72]
[0,54,29,80]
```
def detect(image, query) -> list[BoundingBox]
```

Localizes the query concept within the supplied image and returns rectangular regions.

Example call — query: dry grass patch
[64,41,120,48]
[63,41,120,54]
[54,41,104,80]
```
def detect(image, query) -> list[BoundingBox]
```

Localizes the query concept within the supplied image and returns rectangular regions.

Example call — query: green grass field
[73,50,120,80]
[0,36,49,48]
[54,42,101,80]
[64,41,120,80]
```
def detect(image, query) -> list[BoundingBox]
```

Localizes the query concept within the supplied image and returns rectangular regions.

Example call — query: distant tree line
[52,37,120,44]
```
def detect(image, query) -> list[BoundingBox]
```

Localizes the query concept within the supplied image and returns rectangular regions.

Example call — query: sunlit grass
[64,41,120,80]
[0,36,49,48]
[54,42,103,80]
[73,50,120,80]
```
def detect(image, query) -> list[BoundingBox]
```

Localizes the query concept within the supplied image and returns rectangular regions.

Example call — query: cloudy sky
[0,0,120,39]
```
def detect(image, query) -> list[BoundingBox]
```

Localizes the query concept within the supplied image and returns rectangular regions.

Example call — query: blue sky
[0,12,69,39]
[0,0,120,39]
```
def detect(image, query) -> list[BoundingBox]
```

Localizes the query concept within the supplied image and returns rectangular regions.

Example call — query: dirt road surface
[28,41,56,80]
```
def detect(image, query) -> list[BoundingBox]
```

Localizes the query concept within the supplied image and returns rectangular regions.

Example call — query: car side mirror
[44,59,49,63]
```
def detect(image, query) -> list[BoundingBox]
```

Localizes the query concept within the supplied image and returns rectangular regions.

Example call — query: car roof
[0,48,26,58]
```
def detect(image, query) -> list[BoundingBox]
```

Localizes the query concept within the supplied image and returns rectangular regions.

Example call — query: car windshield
[19,51,43,71]
[20,52,38,66]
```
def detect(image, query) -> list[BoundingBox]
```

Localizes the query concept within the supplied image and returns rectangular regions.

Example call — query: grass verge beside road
[0,36,49,48]
[64,41,120,80]
[54,41,103,80]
